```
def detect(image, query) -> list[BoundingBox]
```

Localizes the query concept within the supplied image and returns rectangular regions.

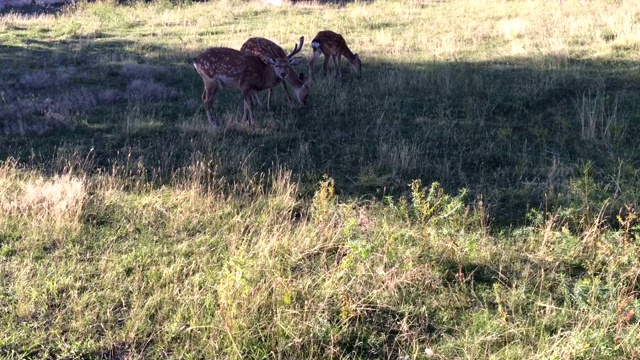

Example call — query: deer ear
[289,57,303,66]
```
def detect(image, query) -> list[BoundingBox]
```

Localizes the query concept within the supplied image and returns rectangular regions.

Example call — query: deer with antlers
[192,39,304,127]
[241,36,309,109]
[309,30,361,78]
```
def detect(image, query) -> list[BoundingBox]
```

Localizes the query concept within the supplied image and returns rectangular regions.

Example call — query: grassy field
[2,0,640,358]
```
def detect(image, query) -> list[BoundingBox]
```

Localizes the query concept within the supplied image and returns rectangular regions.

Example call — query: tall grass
[2,156,639,358]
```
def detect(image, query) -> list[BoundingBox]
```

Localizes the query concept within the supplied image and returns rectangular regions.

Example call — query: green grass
[1,0,640,358]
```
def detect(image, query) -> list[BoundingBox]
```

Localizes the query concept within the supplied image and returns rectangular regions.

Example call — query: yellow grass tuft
[0,161,86,232]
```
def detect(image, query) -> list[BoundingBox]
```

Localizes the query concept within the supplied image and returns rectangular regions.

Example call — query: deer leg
[309,49,321,79]
[322,55,331,76]
[243,90,256,126]
[335,54,343,77]
[202,83,219,126]
[330,55,340,77]
[267,89,274,109]
[252,93,262,107]
[280,81,294,106]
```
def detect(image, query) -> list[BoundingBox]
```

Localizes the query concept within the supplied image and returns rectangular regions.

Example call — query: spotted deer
[309,30,361,78]
[241,36,309,108]
[192,39,302,127]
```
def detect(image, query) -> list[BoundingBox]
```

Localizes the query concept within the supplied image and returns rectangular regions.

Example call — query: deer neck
[264,67,283,89]
[342,47,357,63]
[250,62,282,91]
[284,69,304,88]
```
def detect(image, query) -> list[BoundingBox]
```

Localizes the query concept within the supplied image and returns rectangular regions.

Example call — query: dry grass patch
[0,160,87,233]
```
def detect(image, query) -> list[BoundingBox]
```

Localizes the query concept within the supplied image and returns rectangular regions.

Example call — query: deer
[240,36,309,109]
[192,39,304,127]
[309,30,361,78]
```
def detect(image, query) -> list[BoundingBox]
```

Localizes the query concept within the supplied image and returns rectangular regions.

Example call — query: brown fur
[240,37,309,108]
[193,43,297,127]
[309,30,361,78]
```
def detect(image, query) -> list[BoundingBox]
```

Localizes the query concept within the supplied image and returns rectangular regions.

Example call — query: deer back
[193,47,286,92]
[311,30,348,54]
[241,37,304,70]
[241,38,287,63]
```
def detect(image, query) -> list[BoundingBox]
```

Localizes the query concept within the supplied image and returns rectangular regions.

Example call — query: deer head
[257,38,297,80]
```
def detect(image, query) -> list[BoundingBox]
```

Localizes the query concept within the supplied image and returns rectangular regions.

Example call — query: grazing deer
[192,39,302,127]
[241,36,309,108]
[309,30,361,78]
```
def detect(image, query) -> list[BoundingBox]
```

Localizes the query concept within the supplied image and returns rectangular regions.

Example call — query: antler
[287,36,304,59]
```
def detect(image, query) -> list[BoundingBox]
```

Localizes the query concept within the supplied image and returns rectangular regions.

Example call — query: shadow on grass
[0,3,67,16]
[1,34,640,227]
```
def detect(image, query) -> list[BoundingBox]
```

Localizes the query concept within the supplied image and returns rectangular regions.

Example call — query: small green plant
[312,174,336,220]
[558,161,610,233]
[617,205,640,243]
[409,179,467,226]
